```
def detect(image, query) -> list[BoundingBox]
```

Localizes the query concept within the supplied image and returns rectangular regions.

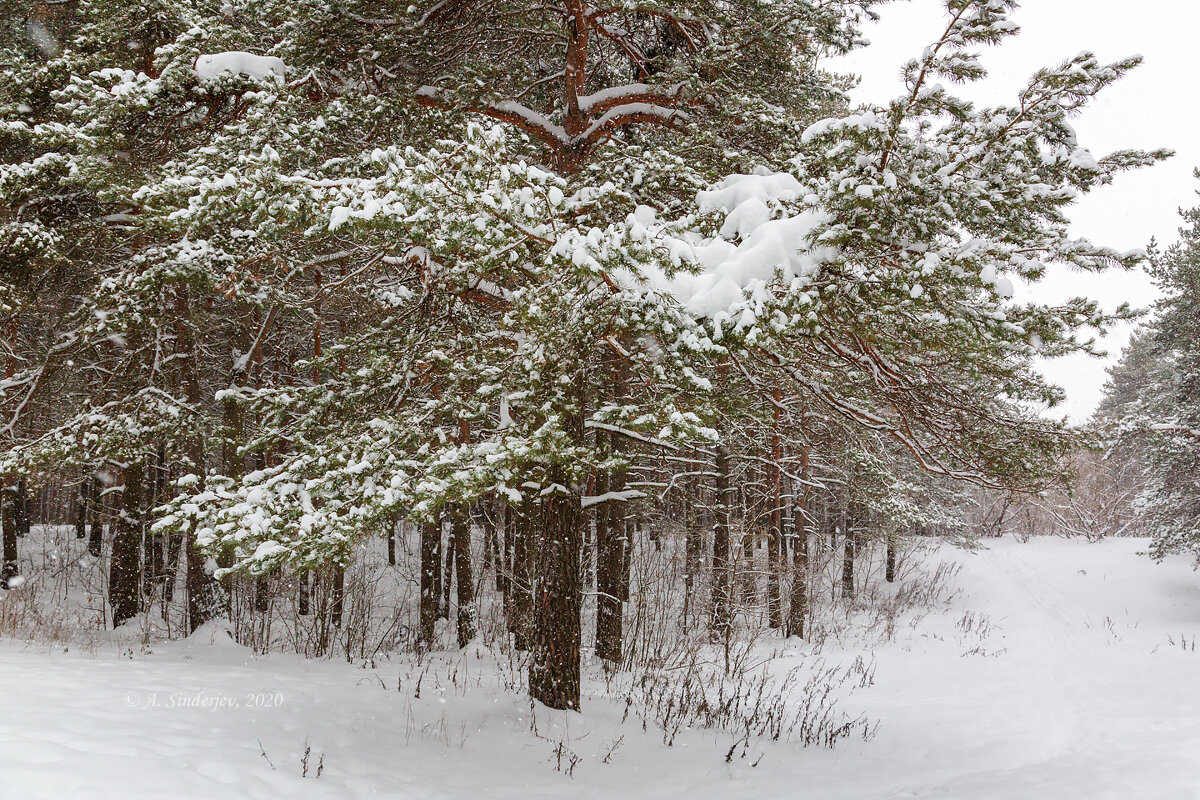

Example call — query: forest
[2,0,1199,796]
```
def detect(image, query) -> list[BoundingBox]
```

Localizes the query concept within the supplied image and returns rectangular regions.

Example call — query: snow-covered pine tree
[0,0,1171,719]
[1108,184,1200,562]
[634,0,1168,495]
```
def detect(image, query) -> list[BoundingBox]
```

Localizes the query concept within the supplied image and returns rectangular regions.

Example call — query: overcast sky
[831,0,1200,421]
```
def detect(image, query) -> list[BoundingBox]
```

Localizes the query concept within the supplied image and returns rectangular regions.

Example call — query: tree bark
[841,507,856,602]
[595,470,625,663]
[711,445,733,644]
[109,463,143,627]
[452,506,476,648]
[329,566,345,628]
[510,506,533,650]
[440,516,453,620]
[886,534,897,583]
[74,481,87,540]
[787,436,811,639]
[297,570,311,617]
[14,479,29,538]
[767,391,783,628]
[1,480,18,586]
[387,517,397,567]
[419,520,439,649]
[175,291,221,634]
[529,481,582,711]
[87,477,103,558]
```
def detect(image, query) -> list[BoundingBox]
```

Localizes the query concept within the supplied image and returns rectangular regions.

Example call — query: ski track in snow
[2,536,1199,799]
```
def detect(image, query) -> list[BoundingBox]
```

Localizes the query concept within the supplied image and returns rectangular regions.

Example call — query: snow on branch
[581,489,647,509]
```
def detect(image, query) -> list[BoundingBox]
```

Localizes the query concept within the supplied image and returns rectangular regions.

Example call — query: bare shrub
[616,645,876,753]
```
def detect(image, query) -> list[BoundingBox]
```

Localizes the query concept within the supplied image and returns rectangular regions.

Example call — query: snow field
[2,536,1199,799]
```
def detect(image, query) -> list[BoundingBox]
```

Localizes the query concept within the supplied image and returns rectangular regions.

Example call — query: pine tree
[1100,183,1200,562]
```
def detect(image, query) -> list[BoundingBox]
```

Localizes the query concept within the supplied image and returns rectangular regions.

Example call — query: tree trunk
[886,534,897,583]
[452,506,476,648]
[387,517,396,566]
[711,445,733,644]
[329,566,345,628]
[739,528,758,609]
[440,516,453,620]
[767,393,783,628]
[841,510,856,602]
[529,482,582,711]
[253,573,271,613]
[595,467,625,664]
[1,480,18,586]
[297,570,311,617]
[511,506,533,650]
[488,503,504,592]
[620,515,633,602]
[175,291,222,634]
[788,510,810,638]
[419,520,439,649]
[14,479,29,538]
[109,463,143,627]
[87,477,103,558]
[585,471,603,594]
[787,437,811,639]
[499,503,513,600]
[74,481,87,540]
[163,529,182,602]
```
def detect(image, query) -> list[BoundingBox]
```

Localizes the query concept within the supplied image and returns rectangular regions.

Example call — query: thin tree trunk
[329,566,345,628]
[499,503,513,599]
[488,503,504,592]
[767,392,783,628]
[87,476,103,558]
[886,534,897,583]
[841,508,856,602]
[620,515,633,602]
[682,461,702,635]
[440,516,453,620]
[452,506,476,648]
[511,506,532,651]
[387,517,397,566]
[297,570,311,617]
[253,572,271,613]
[419,520,439,649]
[74,481,87,540]
[787,435,811,639]
[586,471,603,594]
[14,479,28,538]
[595,438,624,664]
[109,463,142,627]
[164,530,183,603]
[711,445,733,645]
[1,480,18,586]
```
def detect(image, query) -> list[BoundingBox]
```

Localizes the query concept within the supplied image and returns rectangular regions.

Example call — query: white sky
[831,0,1200,421]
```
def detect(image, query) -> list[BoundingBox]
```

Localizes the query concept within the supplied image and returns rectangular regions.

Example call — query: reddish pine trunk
[529,482,582,711]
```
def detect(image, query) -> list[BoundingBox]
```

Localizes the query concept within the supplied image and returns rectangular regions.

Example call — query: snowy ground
[3,536,1199,799]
